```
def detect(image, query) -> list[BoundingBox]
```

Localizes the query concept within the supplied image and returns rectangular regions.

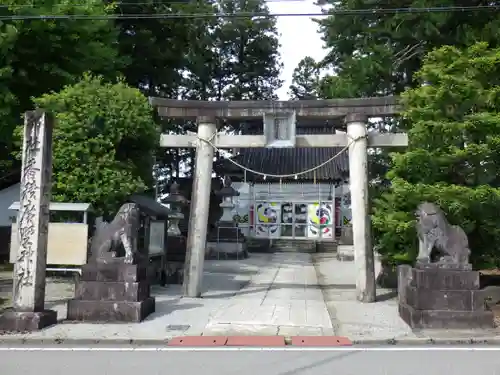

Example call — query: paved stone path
[203,253,334,336]
[0,253,334,341]
[314,253,500,343]
[2,253,500,343]
[313,253,415,341]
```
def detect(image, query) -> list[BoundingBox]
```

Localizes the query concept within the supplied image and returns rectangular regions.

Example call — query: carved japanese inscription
[13,111,53,311]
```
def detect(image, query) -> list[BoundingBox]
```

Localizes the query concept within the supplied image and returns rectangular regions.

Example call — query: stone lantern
[206,176,248,259]
[164,181,187,236]
[164,181,189,284]
[218,176,239,222]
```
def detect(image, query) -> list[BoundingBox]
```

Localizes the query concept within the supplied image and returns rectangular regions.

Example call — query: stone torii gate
[150,97,404,303]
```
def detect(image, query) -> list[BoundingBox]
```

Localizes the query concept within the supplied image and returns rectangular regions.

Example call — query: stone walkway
[313,253,414,341]
[3,253,499,344]
[0,253,334,342]
[204,253,334,336]
[314,253,500,343]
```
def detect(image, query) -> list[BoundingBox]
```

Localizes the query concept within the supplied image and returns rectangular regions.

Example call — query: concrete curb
[2,335,500,346]
[0,337,171,346]
[352,337,500,345]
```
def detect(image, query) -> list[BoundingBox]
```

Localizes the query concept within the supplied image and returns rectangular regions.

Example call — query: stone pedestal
[337,226,354,261]
[0,310,58,332]
[165,235,187,284]
[67,262,155,322]
[163,181,189,285]
[339,225,353,245]
[207,222,248,260]
[398,262,494,329]
[336,245,354,261]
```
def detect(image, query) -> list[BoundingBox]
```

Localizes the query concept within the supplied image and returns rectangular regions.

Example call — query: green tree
[25,75,159,216]
[114,0,214,98]
[111,0,219,192]
[215,0,282,101]
[288,56,320,99]
[316,0,500,99]
[372,42,500,268]
[0,0,124,180]
[178,0,282,102]
[156,0,283,186]
[309,1,500,202]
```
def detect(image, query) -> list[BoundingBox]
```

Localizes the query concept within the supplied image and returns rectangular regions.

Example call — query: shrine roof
[223,126,349,182]
[227,147,348,182]
[128,194,171,218]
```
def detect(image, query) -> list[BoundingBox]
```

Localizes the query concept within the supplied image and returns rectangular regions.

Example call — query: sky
[266,0,327,99]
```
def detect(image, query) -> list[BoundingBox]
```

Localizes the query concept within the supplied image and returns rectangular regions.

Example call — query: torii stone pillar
[346,113,375,302]
[182,116,217,297]
[0,111,57,331]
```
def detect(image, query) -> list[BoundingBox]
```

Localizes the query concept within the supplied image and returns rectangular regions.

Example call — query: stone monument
[164,181,189,284]
[0,111,57,332]
[67,203,155,322]
[206,177,248,259]
[398,202,493,329]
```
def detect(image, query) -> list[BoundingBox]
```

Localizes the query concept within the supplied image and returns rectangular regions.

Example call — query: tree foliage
[311,1,500,186]
[0,0,283,203]
[21,75,159,216]
[372,42,500,268]
[0,0,123,180]
[155,0,283,188]
[316,0,500,99]
[288,56,320,99]
[114,0,213,98]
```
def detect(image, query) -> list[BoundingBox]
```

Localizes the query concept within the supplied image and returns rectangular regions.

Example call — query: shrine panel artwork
[253,202,280,238]
[307,203,334,239]
[250,200,335,240]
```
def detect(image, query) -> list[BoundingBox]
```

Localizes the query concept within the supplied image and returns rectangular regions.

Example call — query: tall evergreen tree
[307,1,500,187]
[0,0,123,180]
[288,56,320,99]
[316,0,500,98]
[373,43,500,268]
[157,0,283,186]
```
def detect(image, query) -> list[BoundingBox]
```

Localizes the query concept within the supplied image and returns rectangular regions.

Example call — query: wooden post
[0,111,58,331]
[346,113,376,303]
[182,116,217,297]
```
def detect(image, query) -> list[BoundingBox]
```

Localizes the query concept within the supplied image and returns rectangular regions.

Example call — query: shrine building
[220,119,352,247]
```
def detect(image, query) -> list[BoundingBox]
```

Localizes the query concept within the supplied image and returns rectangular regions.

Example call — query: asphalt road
[2,346,500,375]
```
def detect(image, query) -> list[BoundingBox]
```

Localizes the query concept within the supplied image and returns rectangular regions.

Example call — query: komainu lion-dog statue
[89,203,141,264]
[415,202,470,265]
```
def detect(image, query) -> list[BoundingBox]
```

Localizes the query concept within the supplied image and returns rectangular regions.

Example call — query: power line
[0,5,498,20]
[0,0,307,9]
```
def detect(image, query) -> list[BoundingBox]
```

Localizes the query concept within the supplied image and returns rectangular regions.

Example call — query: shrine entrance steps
[246,239,339,254]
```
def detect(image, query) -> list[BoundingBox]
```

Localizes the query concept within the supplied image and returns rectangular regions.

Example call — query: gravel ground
[0,269,75,311]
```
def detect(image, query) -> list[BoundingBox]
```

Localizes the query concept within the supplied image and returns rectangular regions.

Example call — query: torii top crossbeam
[149,96,400,120]
[150,96,405,148]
